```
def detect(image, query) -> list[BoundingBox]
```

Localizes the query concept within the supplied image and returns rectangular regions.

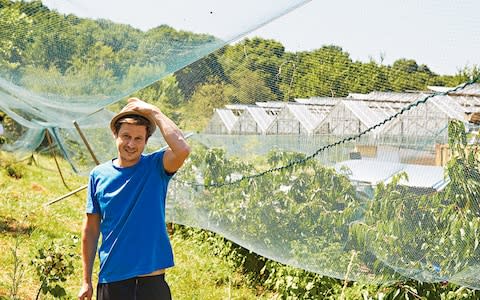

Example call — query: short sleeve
[85,172,100,214]
[152,149,175,178]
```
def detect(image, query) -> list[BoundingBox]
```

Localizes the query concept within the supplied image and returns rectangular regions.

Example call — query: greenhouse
[334,159,450,198]
[314,100,388,136]
[381,95,466,141]
[266,103,324,135]
[230,105,275,134]
[204,87,480,145]
[204,108,238,134]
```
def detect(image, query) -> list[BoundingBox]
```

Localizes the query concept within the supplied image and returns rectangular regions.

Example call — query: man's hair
[113,114,153,138]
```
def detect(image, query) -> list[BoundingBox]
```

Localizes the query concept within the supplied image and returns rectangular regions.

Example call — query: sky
[42,0,480,75]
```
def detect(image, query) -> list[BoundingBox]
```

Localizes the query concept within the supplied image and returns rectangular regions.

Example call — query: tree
[0,5,33,72]
[218,37,286,99]
[182,80,230,131]
[228,67,276,104]
[175,52,227,99]
[290,46,354,97]
[132,75,185,123]
[440,64,480,87]
[65,42,117,95]
[388,58,438,91]
[349,61,389,94]
[392,59,419,74]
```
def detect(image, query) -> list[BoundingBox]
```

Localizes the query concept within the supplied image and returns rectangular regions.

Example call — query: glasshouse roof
[284,103,323,132]
[255,101,287,109]
[294,97,341,106]
[451,83,480,96]
[429,95,468,120]
[453,95,480,112]
[242,106,275,132]
[348,91,427,103]
[216,109,238,131]
[342,100,389,129]
[335,159,448,191]
[225,104,249,110]
[429,83,480,96]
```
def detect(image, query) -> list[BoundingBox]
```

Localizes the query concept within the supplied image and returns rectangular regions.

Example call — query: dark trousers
[97,274,171,300]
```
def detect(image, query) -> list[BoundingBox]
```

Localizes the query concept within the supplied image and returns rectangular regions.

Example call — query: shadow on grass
[0,215,34,235]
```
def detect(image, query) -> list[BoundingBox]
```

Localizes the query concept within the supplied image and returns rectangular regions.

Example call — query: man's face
[115,123,148,167]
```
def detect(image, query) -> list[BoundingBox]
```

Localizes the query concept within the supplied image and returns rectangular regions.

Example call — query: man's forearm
[81,217,100,284]
[81,235,98,283]
[152,110,190,157]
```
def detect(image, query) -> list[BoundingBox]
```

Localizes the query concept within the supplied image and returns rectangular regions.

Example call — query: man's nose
[127,138,136,147]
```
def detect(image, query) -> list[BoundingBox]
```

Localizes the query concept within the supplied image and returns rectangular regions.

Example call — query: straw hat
[110,108,157,136]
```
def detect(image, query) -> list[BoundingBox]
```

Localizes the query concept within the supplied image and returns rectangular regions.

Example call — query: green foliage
[178,147,363,298]
[0,153,25,179]
[377,280,480,300]
[173,119,480,298]
[218,37,285,99]
[182,79,231,130]
[175,52,227,98]
[0,153,269,299]
[0,4,33,72]
[5,164,24,179]
[2,2,480,298]
[30,236,78,299]
[229,67,277,104]
[133,74,185,123]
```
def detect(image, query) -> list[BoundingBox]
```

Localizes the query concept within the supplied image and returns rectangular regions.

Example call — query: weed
[31,236,78,300]
[7,235,26,300]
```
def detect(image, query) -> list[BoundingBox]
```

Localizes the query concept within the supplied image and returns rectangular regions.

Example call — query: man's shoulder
[143,149,166,161]
[90,160,113,176]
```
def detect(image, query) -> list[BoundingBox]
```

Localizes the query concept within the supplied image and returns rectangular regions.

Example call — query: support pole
[45,120,101,206]
[45,129,69,189]
[44,184,87,206]
[340,250,357,300]
[73,120,100,165]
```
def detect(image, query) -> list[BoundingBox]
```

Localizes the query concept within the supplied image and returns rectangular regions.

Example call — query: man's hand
[125,97,159,117]
[78,282,94,300]
[125,97,190,173]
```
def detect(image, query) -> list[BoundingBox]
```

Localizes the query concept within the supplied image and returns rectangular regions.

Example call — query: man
[78,98,191,300]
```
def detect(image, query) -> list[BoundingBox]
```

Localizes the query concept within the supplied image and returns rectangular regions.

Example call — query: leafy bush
[31,236,78,299]
[0,152,25,179]
[173,120,480,298]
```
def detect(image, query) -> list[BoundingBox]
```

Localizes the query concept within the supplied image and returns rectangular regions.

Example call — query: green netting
[1,0,480,289]
[0,0,309,158]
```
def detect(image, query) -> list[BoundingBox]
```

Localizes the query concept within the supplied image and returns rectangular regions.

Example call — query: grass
[0,151,272,299]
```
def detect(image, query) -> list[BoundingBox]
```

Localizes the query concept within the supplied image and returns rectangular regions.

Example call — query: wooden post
[44,184,88,206]
[340,251,357,300]
[45,129,69,189]
[44,121,101,206]
[73,120,100,165]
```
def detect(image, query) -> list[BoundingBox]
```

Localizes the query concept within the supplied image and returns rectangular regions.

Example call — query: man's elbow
[178,144,191,161]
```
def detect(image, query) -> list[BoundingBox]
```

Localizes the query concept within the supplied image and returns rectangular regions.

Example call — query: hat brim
[110,110,157,136]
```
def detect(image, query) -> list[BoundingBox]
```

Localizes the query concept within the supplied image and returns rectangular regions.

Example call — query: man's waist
[138,269,166,277]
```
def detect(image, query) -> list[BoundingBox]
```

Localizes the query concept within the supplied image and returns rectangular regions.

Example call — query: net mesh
[1,0,480,288]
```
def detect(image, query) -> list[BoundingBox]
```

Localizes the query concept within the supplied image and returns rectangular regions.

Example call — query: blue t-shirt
[86,150,174,283]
